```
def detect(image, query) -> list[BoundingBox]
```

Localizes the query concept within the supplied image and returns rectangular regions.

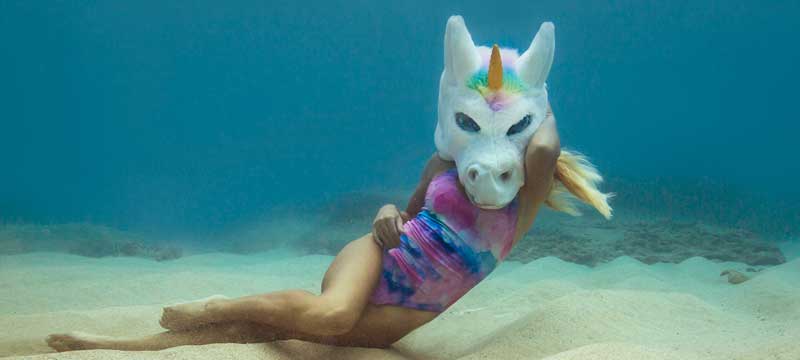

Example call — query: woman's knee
[307,299,362,336]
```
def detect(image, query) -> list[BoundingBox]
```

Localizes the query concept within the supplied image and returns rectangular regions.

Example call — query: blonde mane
[546,149,613,219]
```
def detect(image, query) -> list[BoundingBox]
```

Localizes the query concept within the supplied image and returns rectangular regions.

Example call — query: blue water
[1,1,798,240]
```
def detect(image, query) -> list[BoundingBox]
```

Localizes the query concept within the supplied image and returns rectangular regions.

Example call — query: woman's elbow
[525,138,561,173]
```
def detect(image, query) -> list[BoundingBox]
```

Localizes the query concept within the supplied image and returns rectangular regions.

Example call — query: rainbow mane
[465,46,529,111]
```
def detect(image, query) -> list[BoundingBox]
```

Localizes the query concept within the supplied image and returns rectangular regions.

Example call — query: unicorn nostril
[468,168,479,182]
[500,170,512,182]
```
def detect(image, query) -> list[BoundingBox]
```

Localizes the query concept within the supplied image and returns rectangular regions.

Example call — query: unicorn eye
[455,112,481,133]
[507,115,532,136]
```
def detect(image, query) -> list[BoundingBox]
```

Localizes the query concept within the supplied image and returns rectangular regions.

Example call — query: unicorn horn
[487,44,503,91]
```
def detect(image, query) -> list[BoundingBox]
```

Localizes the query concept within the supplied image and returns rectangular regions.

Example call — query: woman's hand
[372,204,409,249]
[525,104,561,177]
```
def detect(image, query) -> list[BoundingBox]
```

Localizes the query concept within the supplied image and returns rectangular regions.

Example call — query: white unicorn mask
[435,16,555,209]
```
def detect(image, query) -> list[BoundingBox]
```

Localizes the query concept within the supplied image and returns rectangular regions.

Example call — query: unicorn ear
[444,16,481,84]
[516,22,555,89]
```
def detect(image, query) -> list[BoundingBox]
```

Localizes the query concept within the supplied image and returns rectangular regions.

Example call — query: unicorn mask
[435,16,555,209]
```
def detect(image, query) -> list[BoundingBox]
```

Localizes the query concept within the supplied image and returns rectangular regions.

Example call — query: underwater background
[2,0,799,256]
[2,2,800,359]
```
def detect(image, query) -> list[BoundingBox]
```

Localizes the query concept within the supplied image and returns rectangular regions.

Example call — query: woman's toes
[46,334,74,352]
[46,332,104,352]
[160,305,198,331]
[160,307,185,330]
[158,310,170,329]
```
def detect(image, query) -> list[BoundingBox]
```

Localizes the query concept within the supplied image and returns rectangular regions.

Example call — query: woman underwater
[47,16,611,351]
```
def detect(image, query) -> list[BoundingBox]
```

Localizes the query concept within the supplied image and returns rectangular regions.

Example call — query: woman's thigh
[292,304,439,348]
[338,304,438,347]
[319,233,384,311]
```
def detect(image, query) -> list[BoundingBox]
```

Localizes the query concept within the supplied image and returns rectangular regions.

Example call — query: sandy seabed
[1,249,798,360]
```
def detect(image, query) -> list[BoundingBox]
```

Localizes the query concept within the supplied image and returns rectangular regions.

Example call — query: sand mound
[1,252,798,359]
[538,343,693,360]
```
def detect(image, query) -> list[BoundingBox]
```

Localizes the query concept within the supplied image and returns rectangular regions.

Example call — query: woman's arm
[514,105,561,241]
[373,152,454,249]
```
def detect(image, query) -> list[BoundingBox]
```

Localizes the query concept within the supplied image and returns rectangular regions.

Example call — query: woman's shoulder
[423,152,456,182]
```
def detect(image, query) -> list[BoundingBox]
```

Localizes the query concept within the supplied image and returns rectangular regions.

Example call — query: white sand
[1,250,798,359]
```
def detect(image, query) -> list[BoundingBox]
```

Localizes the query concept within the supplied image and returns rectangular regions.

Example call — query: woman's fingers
[379,217,401,249]
[385,219,400,248]
[372,224,386,249]
[373,204,405,249]
[372,214,406,249]
[395,216,404,234]
[372,228,384,248]
[379,220,392,245]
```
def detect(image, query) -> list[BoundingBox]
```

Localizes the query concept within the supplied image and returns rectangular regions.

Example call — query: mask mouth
[466,191,510,210]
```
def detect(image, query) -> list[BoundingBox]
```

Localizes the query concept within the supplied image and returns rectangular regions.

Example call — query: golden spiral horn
[487,44,503,91]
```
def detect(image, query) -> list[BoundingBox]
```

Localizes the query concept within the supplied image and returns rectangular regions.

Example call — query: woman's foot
[46,332,112,352]
[159,295,229,331]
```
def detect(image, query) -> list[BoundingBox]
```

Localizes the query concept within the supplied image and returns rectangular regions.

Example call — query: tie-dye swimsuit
[369,169,518,312]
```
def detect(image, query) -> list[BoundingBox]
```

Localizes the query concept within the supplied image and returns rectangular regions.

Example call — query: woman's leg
[47,232,439,352]
[159,233,385,336]
[48,301,437,351]
[47,322,278,352]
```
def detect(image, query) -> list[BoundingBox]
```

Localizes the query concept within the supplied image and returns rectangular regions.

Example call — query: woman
[46,105,609,352]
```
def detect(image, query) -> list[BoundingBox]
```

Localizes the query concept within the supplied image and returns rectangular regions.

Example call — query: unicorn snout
[463,161,520,209]
[465,163,515,185]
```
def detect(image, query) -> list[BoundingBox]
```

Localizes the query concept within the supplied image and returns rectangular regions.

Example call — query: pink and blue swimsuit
[369,169,519,312]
